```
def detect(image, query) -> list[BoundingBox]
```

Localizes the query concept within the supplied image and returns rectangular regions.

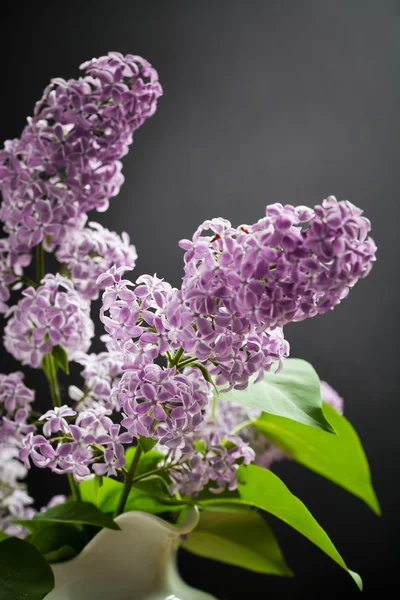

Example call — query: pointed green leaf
[24,522,86,563]
[0,531,9,542]
[79,475,186,515]
[220,359,335,433]
[51,344,69,374]
[254,402,380,514]
[182,510,293,576]
[0,537,55,599]
[199,465,362,589]
[138,436,158,454]
[44,546,78,564]
[15,501,120,531]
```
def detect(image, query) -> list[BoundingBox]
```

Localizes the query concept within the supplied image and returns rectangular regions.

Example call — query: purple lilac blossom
[99,269,175,368]
[56,219,137,300]
[99,267,289,390]
[0,52,162,251]
[119,364,210,449]
[69,348,125,411]
[4,274,94,368]
[179,197,376,331]
[0,238,31,313]
[0,372,35,449]
[20,405,133,482]
[320,380,344,414]
[167,429,255,496]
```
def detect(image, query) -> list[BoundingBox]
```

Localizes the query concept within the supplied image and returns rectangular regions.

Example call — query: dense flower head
[99,268,175,368]
[179,197,376,330]
[4,274,94,368]
[119,364,210,449]
[0,237,31,313]
[35,52,162,164]
[0,372,35,448]
[0,371,35,416]
[56,219,137,300]
[69,348,125,411]
[20,404,133,482]
[0,52,162,251]
[100,267,289,390]
[168,428,255,496]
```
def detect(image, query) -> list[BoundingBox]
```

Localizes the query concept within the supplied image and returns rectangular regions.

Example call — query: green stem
[171,346,185,367]
[131,461,180,486]
[36,242,45,282]
[67,473,80,501]
[230,419,255,436]
[176,357,197,369]
[43,354,62,408]
[114,445,143,517]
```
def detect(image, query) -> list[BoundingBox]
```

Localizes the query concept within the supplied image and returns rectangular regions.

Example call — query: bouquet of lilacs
[0,52,379,598]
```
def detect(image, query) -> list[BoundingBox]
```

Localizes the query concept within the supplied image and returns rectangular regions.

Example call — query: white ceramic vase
[46,507,216,600]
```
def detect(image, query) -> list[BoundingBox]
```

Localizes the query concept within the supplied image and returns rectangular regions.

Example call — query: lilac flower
[20,403,133,482]
[168,429,255,496]
[39,406,76,437]
[0,53,162,251]
[99,269,174,367]
[0,238,31,313]
[179,197,376,330]
[56,219,137,300]
[0,372,35,415]
[119,364,209,448]
[4,274,94,368]
[69,348,125,411]
[320,380,344,414]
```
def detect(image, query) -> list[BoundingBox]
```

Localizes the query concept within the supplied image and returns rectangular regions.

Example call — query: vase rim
[114,505,200,536]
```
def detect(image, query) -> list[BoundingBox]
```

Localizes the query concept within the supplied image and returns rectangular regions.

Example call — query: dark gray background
[1,1,398,597]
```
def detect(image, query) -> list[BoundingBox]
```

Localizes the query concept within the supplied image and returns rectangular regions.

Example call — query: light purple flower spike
[4,274,94,368]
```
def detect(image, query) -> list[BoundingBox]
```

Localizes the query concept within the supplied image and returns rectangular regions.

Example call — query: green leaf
[134,449,165,477]
[220,358,335,433]
[182,510,293,576]
[80,476,186,515]
[254,402,380,515]
[0,531,9,542]
[51,344,69,374]
[138,436,158,454]
[199,465,362,590]
[0,537,54,599]
[25,522,86,564]
[15,501,120,531]
[44,546,78,564]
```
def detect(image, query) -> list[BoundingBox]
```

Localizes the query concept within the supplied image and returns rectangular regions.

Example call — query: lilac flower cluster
[69,347,125,411]
[118,364,209,449]
[56,219,137,300]
[0,52,162,251]
[0,372,35,537]
[21,405,133,481]
[0,372,35,446]
[179,197,376,330]
[4,274,94,368]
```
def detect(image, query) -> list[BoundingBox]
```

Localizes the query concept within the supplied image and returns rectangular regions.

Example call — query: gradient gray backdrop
[1,1,398,597]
